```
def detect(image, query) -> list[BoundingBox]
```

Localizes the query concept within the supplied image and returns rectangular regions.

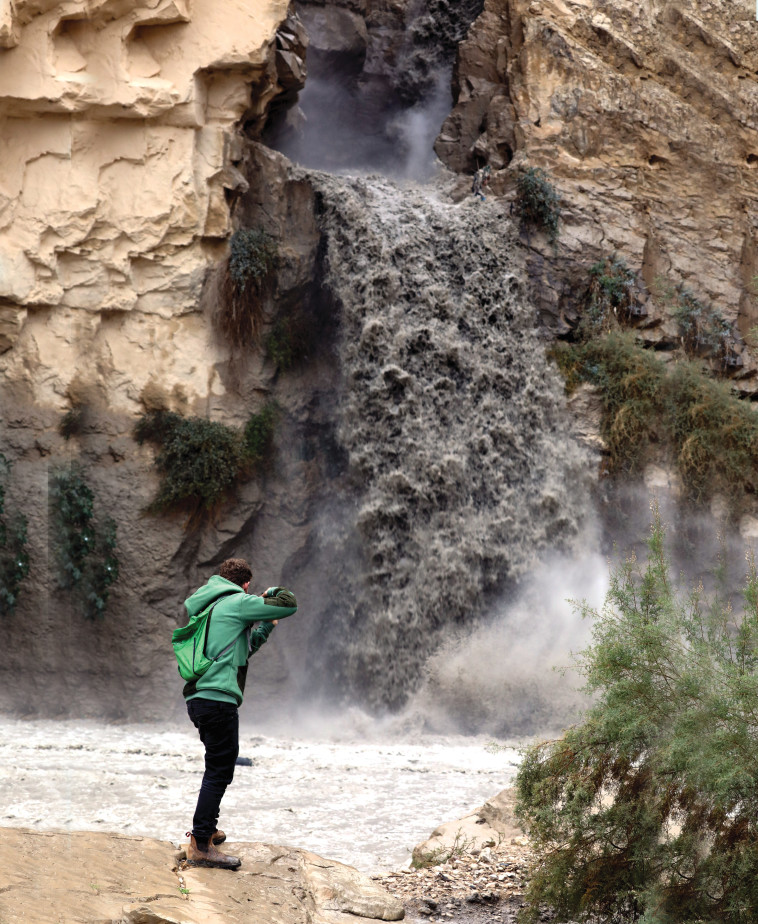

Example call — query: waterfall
[299,171,593,713]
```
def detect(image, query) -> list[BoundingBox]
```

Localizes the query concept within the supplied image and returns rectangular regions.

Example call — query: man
[183,557,297,869]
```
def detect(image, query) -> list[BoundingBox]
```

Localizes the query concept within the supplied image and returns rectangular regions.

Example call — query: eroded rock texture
[0,0,304,400]
[437,0,758,337]
[2,0,756,721]
[0,1,316,718]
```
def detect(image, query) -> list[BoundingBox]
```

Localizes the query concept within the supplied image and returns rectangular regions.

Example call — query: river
[0,715,519,873]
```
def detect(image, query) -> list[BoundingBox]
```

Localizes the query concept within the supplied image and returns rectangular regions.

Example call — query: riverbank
[0,827,405,923]
[376,840,532,923]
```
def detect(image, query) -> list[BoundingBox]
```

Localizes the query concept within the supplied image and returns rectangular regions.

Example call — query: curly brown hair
[218,558,253,587]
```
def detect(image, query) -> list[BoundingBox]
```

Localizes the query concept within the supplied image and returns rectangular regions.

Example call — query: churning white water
[0,716,519,872]
[300,171,593,712]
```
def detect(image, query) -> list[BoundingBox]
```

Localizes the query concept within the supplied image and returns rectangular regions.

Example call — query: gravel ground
[375,842,533,924]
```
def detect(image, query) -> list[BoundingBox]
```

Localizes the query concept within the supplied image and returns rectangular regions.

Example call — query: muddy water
[0,716,519,873]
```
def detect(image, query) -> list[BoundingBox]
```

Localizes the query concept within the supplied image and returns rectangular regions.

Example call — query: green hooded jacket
[182,575,297,705]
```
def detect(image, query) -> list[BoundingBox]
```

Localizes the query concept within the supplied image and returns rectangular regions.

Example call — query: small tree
[516,507,758,923]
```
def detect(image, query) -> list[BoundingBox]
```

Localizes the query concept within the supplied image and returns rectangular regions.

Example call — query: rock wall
[0,1,320,718]
[437,0,758,342]
[2,0,757,720]
[265,0,483,176]
[0,0,305,405]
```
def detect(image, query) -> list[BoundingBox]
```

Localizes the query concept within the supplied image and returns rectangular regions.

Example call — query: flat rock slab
[0,828,404,924]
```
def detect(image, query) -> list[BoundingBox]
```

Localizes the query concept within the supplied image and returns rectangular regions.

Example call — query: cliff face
[0,0,315,717]
[1,0,756,719]
[0,0,305,398]
[437,0,758,342]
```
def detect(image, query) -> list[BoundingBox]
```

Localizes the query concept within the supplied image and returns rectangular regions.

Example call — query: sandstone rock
[0,2,331,721]
[412,788,522,865]
[0,0,295,414]
[0,828,404,924]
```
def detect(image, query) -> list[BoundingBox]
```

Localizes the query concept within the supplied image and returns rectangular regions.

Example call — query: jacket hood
[184,574,245,618]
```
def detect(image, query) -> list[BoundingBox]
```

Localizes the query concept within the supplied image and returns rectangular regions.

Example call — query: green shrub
[515,167,561,242]
[85,517,119,620]
[244,403,277,464]
[516,509,758,924]
[220,227,278,342]
[135,410,244,512]
[673,286,734,361]
[49,464,119,619]
[136,406,277,515]
[228,228,277,290]
[578,255,637,339]
[0,454,29,616]
[551,333,758,507]
[50,464,94,588]
[265,318,296,370]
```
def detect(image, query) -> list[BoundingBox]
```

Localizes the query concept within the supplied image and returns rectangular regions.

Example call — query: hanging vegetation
[219,227,278,342]
[552,332,758,510]
[514,166,561,243]
[0,454,29,617]
[577,255,638,339]
[135,404,278,515]
[49,464,119,619]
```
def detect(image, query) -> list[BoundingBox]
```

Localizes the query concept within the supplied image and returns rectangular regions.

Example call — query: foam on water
[301,172,594,714]
[0,717,517,872]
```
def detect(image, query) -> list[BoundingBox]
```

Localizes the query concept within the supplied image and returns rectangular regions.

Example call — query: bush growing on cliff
[49,464,119,619]
[220,227,278,342]
[515,167,561,243]
[516,508,758,924]
[673,287,737,364]
[135,405,278,515]
[244,403,277,464]
[578,255,638,339]
[551,333,758,510]
[0,454,29,616]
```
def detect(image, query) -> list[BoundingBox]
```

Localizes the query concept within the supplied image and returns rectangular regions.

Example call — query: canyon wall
[0,0,315,717]
[1,0,756,721]
[436,0,758,351]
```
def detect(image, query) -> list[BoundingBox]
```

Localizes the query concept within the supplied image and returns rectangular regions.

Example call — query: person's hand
[272,620,279,626]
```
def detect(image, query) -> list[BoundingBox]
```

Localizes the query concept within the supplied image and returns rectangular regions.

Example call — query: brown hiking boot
[186,834,241,870]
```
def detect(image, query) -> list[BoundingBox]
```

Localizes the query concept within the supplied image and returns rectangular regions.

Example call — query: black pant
[187,698,239,842]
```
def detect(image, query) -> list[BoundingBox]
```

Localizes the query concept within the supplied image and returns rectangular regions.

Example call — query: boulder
[411,788,523,865]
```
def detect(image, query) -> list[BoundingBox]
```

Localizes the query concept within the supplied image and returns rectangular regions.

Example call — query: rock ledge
[0,827,404,924]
